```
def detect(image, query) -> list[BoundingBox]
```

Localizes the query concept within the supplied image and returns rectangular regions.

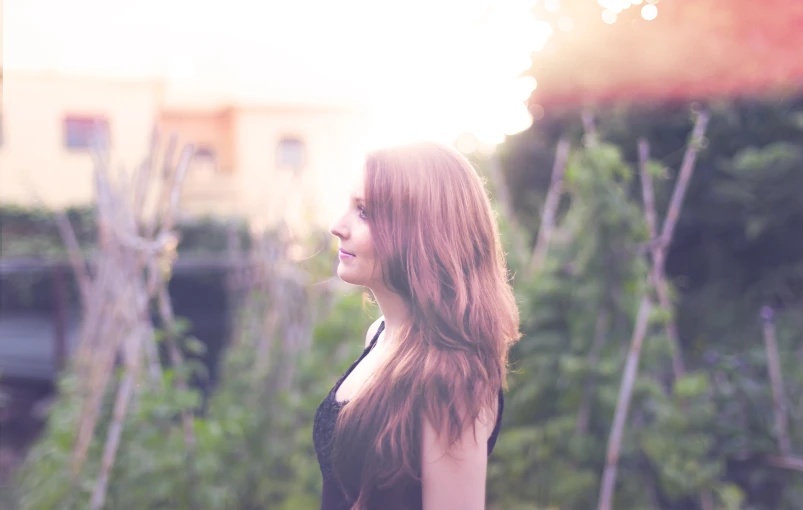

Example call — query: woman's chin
[336,265,362,286]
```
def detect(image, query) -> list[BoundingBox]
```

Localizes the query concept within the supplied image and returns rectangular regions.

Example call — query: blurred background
[1,0,802,509]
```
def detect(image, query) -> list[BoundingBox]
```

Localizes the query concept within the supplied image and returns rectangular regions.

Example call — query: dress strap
[366,321,385,352]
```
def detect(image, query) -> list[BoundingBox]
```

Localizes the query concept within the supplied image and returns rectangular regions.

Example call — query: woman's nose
[330,214,349,240]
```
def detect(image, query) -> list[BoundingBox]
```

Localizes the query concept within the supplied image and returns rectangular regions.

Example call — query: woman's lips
[339,249,356,259]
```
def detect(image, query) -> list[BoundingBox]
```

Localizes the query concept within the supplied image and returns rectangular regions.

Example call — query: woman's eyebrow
[351,195,366,204]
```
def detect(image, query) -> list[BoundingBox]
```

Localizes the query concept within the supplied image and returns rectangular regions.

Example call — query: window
[193,145,219,174]
[276,137,306,173]
[195,146,217,161]
[64,116,110,150]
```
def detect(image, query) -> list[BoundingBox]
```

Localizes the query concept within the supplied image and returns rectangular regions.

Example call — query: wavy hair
[332,142,520,509]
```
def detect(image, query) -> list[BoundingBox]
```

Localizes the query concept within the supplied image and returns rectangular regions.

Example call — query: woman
[313,142,520,510]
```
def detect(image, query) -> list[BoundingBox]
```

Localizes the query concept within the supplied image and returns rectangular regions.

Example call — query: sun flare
[6,0,553,152]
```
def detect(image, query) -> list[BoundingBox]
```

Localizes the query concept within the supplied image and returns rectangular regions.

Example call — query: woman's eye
[357,205,368,220]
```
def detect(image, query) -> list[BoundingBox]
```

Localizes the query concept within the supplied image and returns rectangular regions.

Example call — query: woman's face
[330,174,380,288]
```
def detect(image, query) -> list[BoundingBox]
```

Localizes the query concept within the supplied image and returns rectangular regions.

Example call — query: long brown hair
[332,142,520,508]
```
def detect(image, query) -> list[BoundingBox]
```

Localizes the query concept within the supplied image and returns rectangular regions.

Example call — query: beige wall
[163,105,367,228]
[231,106,366,229]
[159,109,241,218]
[160,109,236,172]
[0,73,163,207]
[0,0,4,109]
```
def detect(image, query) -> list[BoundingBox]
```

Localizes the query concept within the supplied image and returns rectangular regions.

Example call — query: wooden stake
[597,296,652,510]
[530,138,571,275]
[157,286,196,451]
[51,266,68,373]
[761,306,791,455]
[90,328,143,510]
[656,110,711,255]
[487,152,528,264]
[54,211,91,306]
[700,489,715,510]
[132,129,159,223]
[582,109,598,147]
[63,132,193,495]
[638,139,686,380]
[575,309,610,435]
[597,110,711,509]
[765,454,803,471]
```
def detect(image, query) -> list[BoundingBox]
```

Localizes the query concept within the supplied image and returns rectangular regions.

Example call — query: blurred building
[161,104,365,229]
[0,73,364,230]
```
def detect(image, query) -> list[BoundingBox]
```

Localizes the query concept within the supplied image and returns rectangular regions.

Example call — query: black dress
[312,322,504,510]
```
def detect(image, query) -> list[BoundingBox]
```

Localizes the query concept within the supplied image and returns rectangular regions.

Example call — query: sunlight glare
[598,0,632,14]
[353,0,554,151]
[455,133,480,154]
[7,0,554,151]
[544,0,561,13]
[641,4,658,20]
[602,9,617,24]
[558,16,575,32]
[531,104,545,121]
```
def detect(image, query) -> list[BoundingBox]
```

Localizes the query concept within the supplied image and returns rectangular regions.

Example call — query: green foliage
[0,206,96,259]
[13,289,375,510]
[0,206,253,259]
[490,141,688,510]
[10,95,803,509]
[492,96,803,509]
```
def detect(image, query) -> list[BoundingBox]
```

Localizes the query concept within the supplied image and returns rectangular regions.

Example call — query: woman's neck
[368,285,410,345]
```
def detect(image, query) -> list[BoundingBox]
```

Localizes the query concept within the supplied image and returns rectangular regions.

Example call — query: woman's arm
[420,407,494,510]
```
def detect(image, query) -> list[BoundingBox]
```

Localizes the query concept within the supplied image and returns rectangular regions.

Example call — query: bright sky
[6,0,553,146]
